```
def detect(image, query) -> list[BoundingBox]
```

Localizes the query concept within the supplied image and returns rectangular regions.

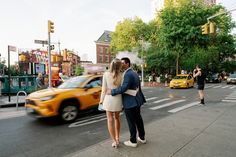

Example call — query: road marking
[222,85,230,88]
[222,99,236,103]
[225,97,236,99]
[229,86,236,89]
[152,98,171,104]
[69,117,107,128]
[168,101,199,113]
[149,99,186,110]
[213,85,222,88]
[69,113,124,128]
[146,97,158,101]
[205,85,214,88]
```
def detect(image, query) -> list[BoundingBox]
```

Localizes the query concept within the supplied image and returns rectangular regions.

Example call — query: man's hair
[121,57,131,67]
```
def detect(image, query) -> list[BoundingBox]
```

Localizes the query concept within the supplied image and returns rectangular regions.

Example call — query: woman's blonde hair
[109,58,122,86]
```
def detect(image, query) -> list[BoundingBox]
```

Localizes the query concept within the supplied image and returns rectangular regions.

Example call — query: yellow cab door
[78,76,102,110]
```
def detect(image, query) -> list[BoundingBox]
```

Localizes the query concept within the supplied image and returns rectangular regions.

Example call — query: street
[0,83,236,157]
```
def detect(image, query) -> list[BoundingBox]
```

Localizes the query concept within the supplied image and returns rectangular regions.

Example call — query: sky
[0,0,235,65]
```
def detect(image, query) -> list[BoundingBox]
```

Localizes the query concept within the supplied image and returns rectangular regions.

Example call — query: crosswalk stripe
[168,101,199,113]
[222,85,230,88]
[69,117,107,128]
[205,85,214,88]
[222,99,236,103]
[146,97,158,101]
[149,99,186,110]
[153,98,171,104]
[229,86,236,89]
[225,97,236,99]
[213,85,222,88]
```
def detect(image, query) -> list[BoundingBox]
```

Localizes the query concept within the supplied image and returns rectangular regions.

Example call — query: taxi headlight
[39,95,56,101]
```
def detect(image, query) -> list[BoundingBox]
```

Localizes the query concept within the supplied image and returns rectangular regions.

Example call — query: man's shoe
[137,137,147,144]
[124,140,137,147]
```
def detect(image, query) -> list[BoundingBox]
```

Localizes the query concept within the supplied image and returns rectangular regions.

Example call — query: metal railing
[16,91,27,110]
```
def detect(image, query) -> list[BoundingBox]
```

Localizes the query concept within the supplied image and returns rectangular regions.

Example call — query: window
[87,77,102,88]
[99,55,103,63]
[105,55,109,63]
[105,47,109,54]
[99,47,103,54]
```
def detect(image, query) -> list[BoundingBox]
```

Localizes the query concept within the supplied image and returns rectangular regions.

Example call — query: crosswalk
[222,91,236,103]
[205,84,236,89]
[1,87,236,126]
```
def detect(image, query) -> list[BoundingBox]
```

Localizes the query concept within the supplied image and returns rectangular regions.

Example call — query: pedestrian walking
[106,57,146,148]
[193,65,205,104]
[164,73,168,87]
[99,58,123,148]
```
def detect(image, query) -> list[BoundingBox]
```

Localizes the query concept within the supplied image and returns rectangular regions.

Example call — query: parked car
[226,74,236,84]
[205,73,221,83]
[25,74,102,122]
[169,74,194,89]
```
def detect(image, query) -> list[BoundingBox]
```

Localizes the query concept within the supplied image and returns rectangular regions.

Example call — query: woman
[99,58,122,148]
[193,65,205,104]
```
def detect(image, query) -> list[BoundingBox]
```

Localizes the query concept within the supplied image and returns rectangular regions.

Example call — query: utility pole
[141,39,144,87]
[48,20,54,88]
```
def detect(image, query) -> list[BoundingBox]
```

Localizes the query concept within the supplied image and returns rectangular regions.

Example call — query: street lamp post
[141,41,144,87]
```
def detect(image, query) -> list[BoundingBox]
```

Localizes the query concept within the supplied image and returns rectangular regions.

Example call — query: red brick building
[95,30,114,64]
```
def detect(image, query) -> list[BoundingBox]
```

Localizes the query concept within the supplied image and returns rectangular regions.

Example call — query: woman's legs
[114,112,121,143]
[198,90,205,104]
[106,111,116,144]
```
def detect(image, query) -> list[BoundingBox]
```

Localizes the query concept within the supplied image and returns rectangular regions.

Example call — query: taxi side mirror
[84,84,92,91]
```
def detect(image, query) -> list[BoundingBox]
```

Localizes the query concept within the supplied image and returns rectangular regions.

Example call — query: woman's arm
[99,72,107,104]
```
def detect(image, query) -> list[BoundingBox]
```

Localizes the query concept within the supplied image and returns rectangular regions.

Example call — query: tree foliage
[110,0,236,74]
[75,64,84,76]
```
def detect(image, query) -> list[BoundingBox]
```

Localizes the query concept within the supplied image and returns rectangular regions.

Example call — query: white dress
[100,71,122,112]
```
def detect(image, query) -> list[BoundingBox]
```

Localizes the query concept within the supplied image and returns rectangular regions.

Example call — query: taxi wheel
[59,102,79,123]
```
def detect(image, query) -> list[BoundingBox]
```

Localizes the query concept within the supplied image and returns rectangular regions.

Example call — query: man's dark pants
[124,106,145,143]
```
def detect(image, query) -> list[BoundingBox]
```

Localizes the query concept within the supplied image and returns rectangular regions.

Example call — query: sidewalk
[65,102,236,157]
[0,95,26,108]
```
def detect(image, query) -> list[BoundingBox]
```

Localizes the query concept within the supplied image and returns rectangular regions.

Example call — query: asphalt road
[0,82,235,157]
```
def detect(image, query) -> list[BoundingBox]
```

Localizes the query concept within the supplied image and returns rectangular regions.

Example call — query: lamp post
[141,41,144,87]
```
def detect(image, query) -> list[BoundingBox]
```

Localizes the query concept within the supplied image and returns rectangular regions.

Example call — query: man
[106,57,146,148]
[193,65,205,104]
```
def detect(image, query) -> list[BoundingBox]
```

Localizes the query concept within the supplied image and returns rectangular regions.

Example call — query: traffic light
[201,23,208,35]
[48,20,54,33]
[50,45,55,50]
[209,22,214,34]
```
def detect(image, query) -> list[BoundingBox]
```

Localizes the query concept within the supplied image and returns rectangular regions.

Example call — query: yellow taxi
[169,74,194,89]
[25,74,102,122]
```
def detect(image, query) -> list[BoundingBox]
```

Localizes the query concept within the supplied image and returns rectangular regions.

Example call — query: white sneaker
[124,140,137,147]
[137,137,147,144]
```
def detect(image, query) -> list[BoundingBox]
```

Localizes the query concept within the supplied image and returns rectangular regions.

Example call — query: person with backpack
[193,65,206,105]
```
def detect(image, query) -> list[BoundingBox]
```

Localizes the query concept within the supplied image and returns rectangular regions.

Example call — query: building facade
[95,30,114,64]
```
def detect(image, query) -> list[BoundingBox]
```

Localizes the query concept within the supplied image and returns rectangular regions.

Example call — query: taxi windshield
[174,76,187,79]
[57,76,87,89]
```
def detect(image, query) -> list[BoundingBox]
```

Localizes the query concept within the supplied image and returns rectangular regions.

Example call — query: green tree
[110,17,148,53]
[155,0,235,74]
[75,64,84,76]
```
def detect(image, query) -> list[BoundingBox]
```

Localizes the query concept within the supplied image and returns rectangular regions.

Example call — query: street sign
[8,45,17,52]
[34,40,48,45]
